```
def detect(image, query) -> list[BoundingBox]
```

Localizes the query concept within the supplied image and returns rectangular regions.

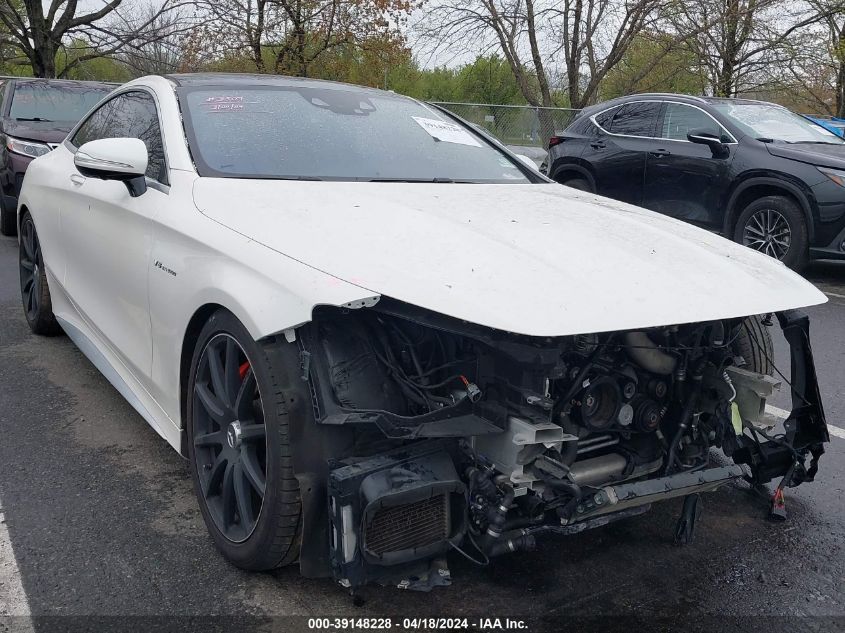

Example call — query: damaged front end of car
[283,298,828,589]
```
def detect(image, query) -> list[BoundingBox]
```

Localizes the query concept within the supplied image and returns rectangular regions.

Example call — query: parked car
[804,115,845,138]
[0,77,115,236]
[543,93,845,269]
[18,74,829,589]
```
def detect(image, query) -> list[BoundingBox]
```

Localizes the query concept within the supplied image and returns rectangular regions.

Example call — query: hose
[486,483,515,537]
[664,361,705,475]
[623,331,678,375]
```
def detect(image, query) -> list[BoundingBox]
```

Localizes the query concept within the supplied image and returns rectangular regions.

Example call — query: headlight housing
[817,166,845,187]
[5,136,51,159]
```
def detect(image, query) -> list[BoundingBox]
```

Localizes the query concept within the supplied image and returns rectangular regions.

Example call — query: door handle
[650,149,671,157]
[70,174,86,186]
[590,141,606,149]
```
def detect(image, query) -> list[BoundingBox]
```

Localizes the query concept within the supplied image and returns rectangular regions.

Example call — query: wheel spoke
[233,462,256,528]
[195,382,229,425]
[224,338,241,405]
[203,452,227,499]
[22,227,34,260]
[26,283,37,315]
[234,368,256,420]
[240,446,266,496]
[221,461,236,528]
[194,430,225,448]
[239,423,266,443]
[20,259,33,271]
[207,344,228,406]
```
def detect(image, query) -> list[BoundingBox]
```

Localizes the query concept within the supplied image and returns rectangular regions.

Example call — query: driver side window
[661,103,732,143]
[72,91,168,185]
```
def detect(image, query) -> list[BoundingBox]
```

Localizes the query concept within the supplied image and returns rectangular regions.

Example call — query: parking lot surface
[0,233,843,633]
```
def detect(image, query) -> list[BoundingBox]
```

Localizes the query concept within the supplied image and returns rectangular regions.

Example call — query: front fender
[724,174,816,241]
[147,196,379,438]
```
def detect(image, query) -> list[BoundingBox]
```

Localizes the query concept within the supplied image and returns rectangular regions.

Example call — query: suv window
[72,90,167,185]
[661,103,730,142]
[594,107,618,131]
[608,102,661,136]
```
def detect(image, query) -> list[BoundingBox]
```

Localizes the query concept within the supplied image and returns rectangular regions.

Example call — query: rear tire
[187,309,303,570]
[18,212,60,336]
[733,196,808,271]
[732,315,774,376]
[0,203,16,236]
[561,177,592,192]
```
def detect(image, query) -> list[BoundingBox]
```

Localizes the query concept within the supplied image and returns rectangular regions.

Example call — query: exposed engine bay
[288,298,829,589]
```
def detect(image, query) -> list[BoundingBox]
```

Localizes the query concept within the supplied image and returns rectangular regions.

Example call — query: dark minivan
[543,94,845,269]
[0,77,115,235]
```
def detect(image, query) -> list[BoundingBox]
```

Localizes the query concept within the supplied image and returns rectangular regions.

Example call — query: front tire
[187,310,302,570]
[733,196,808,270]
[19,212,60,335]
[733,315,774,376]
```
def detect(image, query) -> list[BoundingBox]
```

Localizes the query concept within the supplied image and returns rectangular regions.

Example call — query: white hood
[193,180,826,337]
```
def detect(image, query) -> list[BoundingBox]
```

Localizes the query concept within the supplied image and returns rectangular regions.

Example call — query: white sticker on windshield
[412,116,482,147]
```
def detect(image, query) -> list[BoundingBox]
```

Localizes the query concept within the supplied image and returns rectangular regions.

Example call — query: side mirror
[687,129,729,157]
[74,138,149,197]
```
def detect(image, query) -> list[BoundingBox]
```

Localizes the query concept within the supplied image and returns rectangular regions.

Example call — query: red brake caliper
[238,361,250,381]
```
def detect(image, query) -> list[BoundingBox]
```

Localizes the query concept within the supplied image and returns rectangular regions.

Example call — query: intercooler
[328,442,467,586]
[364,493,451,557]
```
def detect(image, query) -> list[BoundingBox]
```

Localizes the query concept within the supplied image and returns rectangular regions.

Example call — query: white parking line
[823,291,845,300]
[765,404,845,440]
[0,499,33,628]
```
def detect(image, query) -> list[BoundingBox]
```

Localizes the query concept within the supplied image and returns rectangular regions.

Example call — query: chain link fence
[432,102,581,153]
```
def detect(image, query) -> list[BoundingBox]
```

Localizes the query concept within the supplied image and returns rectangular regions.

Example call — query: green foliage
[58,50,133,82]
[600,34,705,100]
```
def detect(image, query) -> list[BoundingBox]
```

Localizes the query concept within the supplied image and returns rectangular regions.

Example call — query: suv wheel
[733,195,808,270]
[561,177,592,192]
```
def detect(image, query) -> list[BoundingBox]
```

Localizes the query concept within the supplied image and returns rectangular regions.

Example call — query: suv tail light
[548,136,564,147]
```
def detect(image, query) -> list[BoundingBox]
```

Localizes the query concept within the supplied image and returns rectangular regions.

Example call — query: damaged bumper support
[285,305,829,588]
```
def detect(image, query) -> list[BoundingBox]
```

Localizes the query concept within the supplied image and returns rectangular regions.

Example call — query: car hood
[2,118,74,144]
[765,142,845,169]
[193,180,826,337]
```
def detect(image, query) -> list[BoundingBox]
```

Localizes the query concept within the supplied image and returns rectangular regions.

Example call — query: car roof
[575,93,783,119]
[0,76,118,88]
[164,72,390,96]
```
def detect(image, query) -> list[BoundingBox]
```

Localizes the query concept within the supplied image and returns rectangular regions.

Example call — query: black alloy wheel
[18,212,60,335]
[733,195,808,270]
[191,333,267,543]
[19,216,42,323]
[742,208,792,260]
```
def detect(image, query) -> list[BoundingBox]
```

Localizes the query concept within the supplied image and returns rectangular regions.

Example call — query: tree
[421,0,670,109]
[600,32,705,99]
[671,0,840,96]
[0,0,190,78]
[194,0,413,77]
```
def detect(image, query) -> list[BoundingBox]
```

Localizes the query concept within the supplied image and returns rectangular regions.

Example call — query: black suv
[543,93,845,269]
[0,77,115,236]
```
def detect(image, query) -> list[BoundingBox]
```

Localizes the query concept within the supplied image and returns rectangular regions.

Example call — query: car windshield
[178,86,533,183]
[9,82,112,122]
[712,102,845,144]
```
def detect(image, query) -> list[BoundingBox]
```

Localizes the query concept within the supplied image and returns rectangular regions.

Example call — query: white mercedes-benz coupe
[17,73,831,589]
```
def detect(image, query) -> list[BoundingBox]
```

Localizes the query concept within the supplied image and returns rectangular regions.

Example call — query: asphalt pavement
[0,233,843,633]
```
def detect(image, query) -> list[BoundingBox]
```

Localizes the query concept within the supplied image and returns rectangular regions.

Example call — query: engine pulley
[573,377,622,431]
